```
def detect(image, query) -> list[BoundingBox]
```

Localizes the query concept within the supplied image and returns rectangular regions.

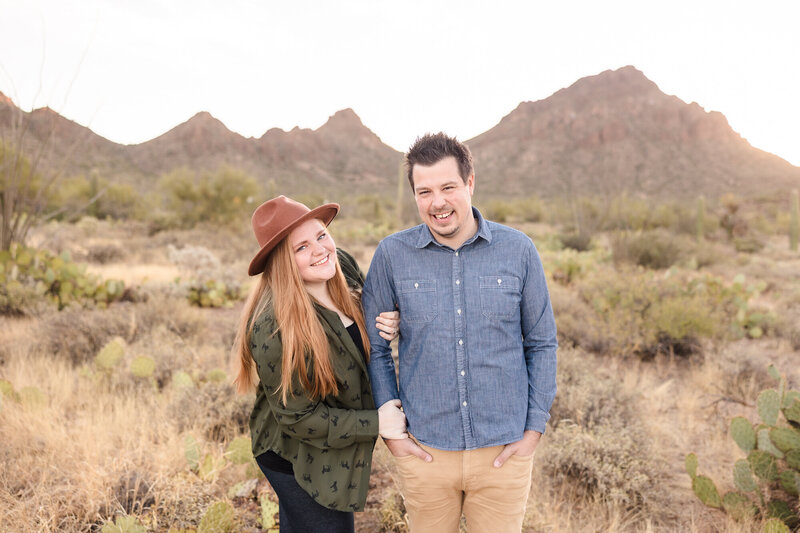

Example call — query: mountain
[2,68,799,201]
[466,66,800,199]
[0,92,402,193]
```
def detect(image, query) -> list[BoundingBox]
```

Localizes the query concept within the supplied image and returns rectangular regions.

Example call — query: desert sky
[1,0,799,165]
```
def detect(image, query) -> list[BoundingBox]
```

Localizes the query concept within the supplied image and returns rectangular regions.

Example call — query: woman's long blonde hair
[232,233,370,403]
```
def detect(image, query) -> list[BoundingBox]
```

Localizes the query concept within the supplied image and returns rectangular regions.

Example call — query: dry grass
[2,217,799,532]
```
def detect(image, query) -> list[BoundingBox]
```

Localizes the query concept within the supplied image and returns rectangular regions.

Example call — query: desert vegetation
[2,162,800,532]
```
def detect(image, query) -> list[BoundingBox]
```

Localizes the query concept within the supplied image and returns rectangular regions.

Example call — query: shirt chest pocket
[479,275,521,320]
[397,279,438,323]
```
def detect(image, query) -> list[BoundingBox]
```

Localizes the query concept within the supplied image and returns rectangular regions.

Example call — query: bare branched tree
[0,91,98,251]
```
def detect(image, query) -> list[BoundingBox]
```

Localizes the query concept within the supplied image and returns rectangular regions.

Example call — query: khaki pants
[393,440,534,533]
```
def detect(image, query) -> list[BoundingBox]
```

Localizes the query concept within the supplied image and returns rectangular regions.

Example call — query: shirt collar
[414,207,492,249]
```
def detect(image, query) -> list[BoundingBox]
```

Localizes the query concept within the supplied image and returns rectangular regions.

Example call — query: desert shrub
[155,166,261,230]
[609,229,689,269]
[573,269,775,357]
[544,248,607,286]
[482,199,514,223]
[541,348,667,514]
[351,194,394,226]
[0,244,126,314]
[557,231,593,252]
[550,284,610,353]
[35,296,206,366]
[734,236,765,253]
[330,218,393,247]
[86,242,126,264]
[574,268,724,357]
[52,175,143,221]
[168,383,251,442]
[687,366,800,530]
[168,245,243,308]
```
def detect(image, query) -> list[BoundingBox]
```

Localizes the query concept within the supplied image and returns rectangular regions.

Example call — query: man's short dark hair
[405,132,474,188]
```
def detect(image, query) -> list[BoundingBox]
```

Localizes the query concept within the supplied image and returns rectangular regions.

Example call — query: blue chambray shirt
[362,207,558,451]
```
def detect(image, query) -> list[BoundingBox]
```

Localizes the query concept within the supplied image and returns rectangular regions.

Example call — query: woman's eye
[318,233,327,241]
[296,245,307,252]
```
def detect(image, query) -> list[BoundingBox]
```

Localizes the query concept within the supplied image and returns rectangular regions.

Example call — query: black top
[345,322,365,360]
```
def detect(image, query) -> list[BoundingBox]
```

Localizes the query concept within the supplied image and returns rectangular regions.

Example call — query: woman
[233,196,406,533]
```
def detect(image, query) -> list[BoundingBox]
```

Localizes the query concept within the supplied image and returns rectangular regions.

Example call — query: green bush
[687,365,800,530]
[156,166,261,230]
[573,269,767,358]
[51,174,143,221]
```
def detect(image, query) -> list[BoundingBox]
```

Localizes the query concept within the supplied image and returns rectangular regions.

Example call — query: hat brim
[248,203,339,276]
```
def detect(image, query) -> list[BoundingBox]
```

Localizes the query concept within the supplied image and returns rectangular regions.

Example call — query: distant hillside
[467,66,800,199]
[2,67,799,202]
[0,94,403,195]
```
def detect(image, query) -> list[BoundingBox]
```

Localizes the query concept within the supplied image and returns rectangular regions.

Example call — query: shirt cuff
[525,410,550,434]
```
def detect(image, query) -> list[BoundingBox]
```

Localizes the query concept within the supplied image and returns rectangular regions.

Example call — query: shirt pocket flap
[479,275,521,290]
[398,279,437,293]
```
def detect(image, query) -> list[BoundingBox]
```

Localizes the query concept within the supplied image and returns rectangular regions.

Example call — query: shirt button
[497,278,502,284]
[457,309,462,315]
[455,279,460,285]
[455,251,459,256]
[460,370,465,376]
[458,339,463,345]
[462,401,468,407]
[414,282,419,289]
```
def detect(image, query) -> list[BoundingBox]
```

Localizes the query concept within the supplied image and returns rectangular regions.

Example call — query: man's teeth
[311,255,329,266]
[434,212,453,219]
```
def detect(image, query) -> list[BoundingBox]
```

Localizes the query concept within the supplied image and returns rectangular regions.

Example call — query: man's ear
[468,174,475,195]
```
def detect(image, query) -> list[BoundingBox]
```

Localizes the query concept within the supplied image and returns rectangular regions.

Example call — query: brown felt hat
[248,195,339,276]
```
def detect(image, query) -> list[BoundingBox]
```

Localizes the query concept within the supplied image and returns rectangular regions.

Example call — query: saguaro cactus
[790,189,798,252]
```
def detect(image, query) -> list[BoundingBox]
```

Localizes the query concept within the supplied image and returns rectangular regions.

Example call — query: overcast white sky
[1,0,799,165]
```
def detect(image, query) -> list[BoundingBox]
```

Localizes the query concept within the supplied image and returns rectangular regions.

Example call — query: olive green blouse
[248,249,379,511]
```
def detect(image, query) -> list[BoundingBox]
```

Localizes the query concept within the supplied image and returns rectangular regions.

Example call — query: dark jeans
[256,453,355,533]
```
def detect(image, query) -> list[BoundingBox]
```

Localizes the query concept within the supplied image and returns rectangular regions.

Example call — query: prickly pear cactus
[687,365,800,529]
[733,459,757,492]
[96,337,125,371]
[758,389,781,426]
[260,495,279,531]
[692,475,721,507]
[764,517,791,533]
[731,416,756,452]
[184,435,200,470]
[172,371,194,389]
[205,369,227,383]
[224,437,252,465]
[100,515,146,533]
[130,356,155,378]
[197,501,234,533]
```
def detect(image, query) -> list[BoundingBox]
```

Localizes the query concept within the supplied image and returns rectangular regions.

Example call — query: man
[362,132,558,533]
